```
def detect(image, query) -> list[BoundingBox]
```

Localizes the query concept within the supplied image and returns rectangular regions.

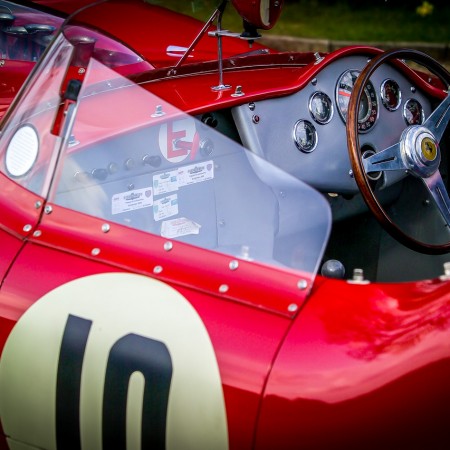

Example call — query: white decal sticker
[0,274,228,450]
[112,187,153,215]
[159,117,198,163]
[5,125,39,177]
[178,160,214,187]
[161,217,201,239]
[153,194,178,221]
[153,170,178,196]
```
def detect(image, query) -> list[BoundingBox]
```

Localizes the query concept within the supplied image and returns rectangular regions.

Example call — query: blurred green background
[148,0,450,43]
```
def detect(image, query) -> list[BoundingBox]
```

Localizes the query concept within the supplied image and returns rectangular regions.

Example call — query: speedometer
[336,69,378,133]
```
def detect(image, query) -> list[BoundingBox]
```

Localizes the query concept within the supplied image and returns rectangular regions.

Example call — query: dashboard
[232,55,433,194]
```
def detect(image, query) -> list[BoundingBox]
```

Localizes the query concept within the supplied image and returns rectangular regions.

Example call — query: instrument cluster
[293,69,425,153]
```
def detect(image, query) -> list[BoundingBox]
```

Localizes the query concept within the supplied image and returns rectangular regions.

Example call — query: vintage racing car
[0,0,449,449]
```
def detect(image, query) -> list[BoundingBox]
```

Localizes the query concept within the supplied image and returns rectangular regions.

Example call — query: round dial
[381,79,401,111]
[293,120,317,153]
[403,98,425,125]
[309,92,333,124]
[336,70,378,133]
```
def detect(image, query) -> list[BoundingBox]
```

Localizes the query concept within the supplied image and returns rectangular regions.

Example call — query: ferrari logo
[421,137,437,161]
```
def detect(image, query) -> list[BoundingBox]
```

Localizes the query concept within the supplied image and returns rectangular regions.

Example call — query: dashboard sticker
[112,187,153,215]
[152,161,214,198]
[153,170,178,196]
[159,117,198,164]
[161,217,201,239]
[153,194,178,221]
[178,161,214,187]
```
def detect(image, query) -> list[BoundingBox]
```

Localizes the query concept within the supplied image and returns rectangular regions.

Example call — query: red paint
[0,1,449,449]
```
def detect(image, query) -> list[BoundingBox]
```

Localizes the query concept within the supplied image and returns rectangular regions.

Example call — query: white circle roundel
[0,273,228,450]
[5,125,39,177]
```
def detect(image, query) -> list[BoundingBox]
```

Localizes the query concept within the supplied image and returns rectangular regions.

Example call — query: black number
[56,315,173,450]
[103,334,172,449]
[56,315,92,450]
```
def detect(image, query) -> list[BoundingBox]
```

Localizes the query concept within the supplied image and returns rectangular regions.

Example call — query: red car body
[0,1,449,449]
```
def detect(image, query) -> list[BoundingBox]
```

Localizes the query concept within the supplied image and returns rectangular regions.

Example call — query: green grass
[147,0,450,43]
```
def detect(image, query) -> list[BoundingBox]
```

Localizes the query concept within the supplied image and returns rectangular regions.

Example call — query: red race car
[0,1,449,449]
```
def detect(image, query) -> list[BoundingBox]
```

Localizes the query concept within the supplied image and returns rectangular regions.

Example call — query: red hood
[32,0,269,68]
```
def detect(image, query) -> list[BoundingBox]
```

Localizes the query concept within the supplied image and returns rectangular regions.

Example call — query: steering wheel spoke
[424,93,450,142]
[363,142,405,174]
[423,170,450,227]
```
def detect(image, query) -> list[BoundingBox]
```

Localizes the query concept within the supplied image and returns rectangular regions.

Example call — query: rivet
[252,115,260,124]
[349,169,354,178]
[35,201,42,209]
[33,230,42,238]
[353,268,364,282]
[444,262,450,277]
[229,260,239,271]
[311,77,317,86]
[153,265,163,274]
[297,279,308,290]
[288,303,298,312]
[248,102,255,111]
[411,86,416,93]
[164,241,173,252]
[23,224,32,233]
[232,85,245,97]
[44,205,53,215]
[91,248,101,256]
[102,223,111,233]
[219,284,229,293]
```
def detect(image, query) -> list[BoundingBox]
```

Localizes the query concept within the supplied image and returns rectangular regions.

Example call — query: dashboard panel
[232,55,433,194]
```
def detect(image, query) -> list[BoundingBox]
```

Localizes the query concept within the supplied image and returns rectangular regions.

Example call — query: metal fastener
[288,303,299,313]
[23,224,32,233]
[91,248,101,256]
[164,241,173,252]
[153,265,163,274]
[33,230,42,238]
[102,223,111,233]
[297,279,308,290]
[44,205,53,215]
[229,260,239,271]
[219,284,229,293]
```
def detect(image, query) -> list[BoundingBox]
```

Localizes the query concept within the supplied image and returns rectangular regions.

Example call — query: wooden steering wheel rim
[346,48,450,255]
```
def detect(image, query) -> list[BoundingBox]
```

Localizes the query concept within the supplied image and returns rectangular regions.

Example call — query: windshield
[0,0,331,281]
[0,0,62,62]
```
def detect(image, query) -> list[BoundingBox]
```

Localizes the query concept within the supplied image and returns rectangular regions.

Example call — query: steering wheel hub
[401,126,440,178]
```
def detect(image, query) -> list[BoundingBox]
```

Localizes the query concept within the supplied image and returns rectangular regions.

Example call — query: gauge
[336,69,378,133]
[381,79,401,111]
[309,92,333,124]
[403,98,425,125]
[293,120,317,153]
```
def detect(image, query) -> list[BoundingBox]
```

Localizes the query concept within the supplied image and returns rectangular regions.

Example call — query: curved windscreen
[0,1,331,280]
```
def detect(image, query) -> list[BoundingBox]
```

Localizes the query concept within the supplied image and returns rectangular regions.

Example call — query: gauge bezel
[309,91,334,125]
[293,119,318,153]
[403,98,425,126]
[336,69,378,133]
[380,78,402,111]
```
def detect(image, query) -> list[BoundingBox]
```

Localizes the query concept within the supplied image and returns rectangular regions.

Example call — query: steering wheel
[347,49,450,255]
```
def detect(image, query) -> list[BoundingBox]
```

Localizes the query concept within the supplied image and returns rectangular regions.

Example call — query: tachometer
[336,69,378,133]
